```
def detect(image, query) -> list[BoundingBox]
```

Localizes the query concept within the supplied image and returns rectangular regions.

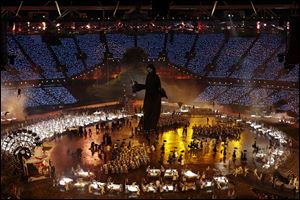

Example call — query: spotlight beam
[211,1,218,17]
[16,1,23,16]
[55,1,61,17]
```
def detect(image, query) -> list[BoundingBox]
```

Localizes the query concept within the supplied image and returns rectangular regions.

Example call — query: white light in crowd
[12,23,16,31]
[86,24,90,29]
[287,21,290,30]
[256,21,261,30]
[42,22,46,30]
[263,23,267,27]
[56,23,60,27]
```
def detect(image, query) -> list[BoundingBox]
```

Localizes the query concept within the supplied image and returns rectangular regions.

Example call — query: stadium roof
[1,0,299,21]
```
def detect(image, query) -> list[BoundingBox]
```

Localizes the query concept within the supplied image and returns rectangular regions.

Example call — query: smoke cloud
[1,85,28,121]
[160,78,201,105]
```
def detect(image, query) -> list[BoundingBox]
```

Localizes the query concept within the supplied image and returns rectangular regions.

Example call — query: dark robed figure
[132,64,167,138]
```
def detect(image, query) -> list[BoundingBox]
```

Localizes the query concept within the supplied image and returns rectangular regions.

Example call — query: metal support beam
[267,9,279,18]
[54,1,61,17]
[1,4,298,12]
[1,9,8,17]
[1,9,7,14]
[211,1,218,17]
[43,1,50,6]
[97,1,105,18]
[250,1,257,15]
[246,9,261,20]
[113,1,120,17]
[57,9,70,19]
[265,9,278,18]
[16,1,23,16]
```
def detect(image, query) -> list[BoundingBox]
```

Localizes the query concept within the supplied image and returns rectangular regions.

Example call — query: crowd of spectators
[209,36,254,77]
[278,98,298,115]
[215,86,252,105]
[3,32,298,84]
[230,34,282,79]
[2,32,298,113]
[1,86,77,108]
[194,86,227,102]
[76,34,106,69]
[258,90,292,106]
[278,64,299,82]
[188,33,224,75]
[1,71,19,81]
[167,33,196,66]
[51,38,85,77]
[1,86,37,107]
[194,85,298,114]
[22,87,60,107]
[254,45,286,80]
[235,88,274,106]
[43,85,77,104]
[137,33,164,59]
[15,35,64,79]
[6,35,43,80]
[106,33,134,59]
[287,92,299,115]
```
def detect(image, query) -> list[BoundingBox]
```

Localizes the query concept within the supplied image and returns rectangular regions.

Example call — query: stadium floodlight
[211,1,218,17]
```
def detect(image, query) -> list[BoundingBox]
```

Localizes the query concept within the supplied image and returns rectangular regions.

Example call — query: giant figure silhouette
[132,64,167,139]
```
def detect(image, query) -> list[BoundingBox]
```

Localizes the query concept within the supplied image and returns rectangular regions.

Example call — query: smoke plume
[1,85,27,121]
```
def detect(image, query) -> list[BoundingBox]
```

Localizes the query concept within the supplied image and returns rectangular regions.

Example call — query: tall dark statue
[132,64,167,139]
